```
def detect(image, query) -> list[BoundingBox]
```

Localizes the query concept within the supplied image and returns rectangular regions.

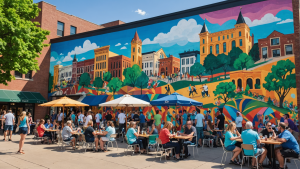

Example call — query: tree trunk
[211,70,214,81]
[279,95,285,108]
[199,75,202,82]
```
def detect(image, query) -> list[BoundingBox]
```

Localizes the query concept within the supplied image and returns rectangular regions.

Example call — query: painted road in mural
[49,0,297,128]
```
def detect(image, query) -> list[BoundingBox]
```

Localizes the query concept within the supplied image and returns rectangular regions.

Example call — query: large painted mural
[49,0,297,128]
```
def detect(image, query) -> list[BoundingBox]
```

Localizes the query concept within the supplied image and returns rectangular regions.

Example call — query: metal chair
[147,135,158,154]
[57,131,72,150]
[124,136,140,155]
[81,135,95,153]
[220,139,233,167]
[106,134,118,150]
[156,138,174,162]
[241,144,263,169]
[187,136,198,157]
[285,156,300,169]
[33,129,48,145]
[203,131,214,148]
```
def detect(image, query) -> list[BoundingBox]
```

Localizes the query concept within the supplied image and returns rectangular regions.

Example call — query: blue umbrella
[150,92,203,106]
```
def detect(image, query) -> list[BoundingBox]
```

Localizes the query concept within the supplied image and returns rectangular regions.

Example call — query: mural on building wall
[49,0,297,128]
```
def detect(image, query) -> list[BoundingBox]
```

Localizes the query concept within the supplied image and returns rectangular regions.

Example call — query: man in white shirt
[57,111,63,125]
[194,108,205,147]
[3,110,15,141]
[118,111,126,140]
[78,112,84,127]
[203,84,209,97]
[84,111,93,127]
[235,112,243,134]
[95,111,102,128]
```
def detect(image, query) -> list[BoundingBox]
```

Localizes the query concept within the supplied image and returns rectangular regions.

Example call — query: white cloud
[80,57,86,60]
[244,13,281,27]
[57,61,62,65]
[142,19,202,47]
[135,9,146,16]
[115,43,121,46]
[277,19,293,24]
[124,43,128,45]
[120,46,127,50]
[63,40,98,62]
[50,57,56,62]
[60,53,63,55]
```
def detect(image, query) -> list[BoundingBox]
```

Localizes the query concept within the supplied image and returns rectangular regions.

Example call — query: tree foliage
[217,53,230,79]
[190,62,206,82]
[213,82,236,104]
[233,53,254,70]
[79,73,91,88]
[248,43,260,62]
[203,54,219,81]
[103,72,112,82]
[135,71,149,94]
[93,77,103,95]
[0,0,50,85]
[263,59,296,108]
[107,77,122,95]
[228,47,243,67]
[123,64,142,87]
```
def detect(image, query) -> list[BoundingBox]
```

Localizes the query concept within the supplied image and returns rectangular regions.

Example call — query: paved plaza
[0,135,298,169]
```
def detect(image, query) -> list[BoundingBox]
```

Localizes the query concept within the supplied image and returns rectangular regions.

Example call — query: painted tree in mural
[228,47,243,67]
[213,82,236,104]
[217,53,230,79]
[135,71,149,94]
[249,43,260,62]
[203,54,219,81]
[123,64,142,87]
[107,77,122,95]
[48,73,53,93]
[190,62,205,82]
[0,0,50,85]
[263,60,296,108]
[103,72,112,82]
[79,73,91,89]
[93,77,104,95]
[233,53,254,70]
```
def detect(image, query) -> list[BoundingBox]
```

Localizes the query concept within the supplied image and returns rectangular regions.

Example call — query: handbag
[15,126,19,133]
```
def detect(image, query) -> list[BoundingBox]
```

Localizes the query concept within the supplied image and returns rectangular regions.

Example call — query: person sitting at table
[283,114,299,142]
[44,119,53,129]
[147,123,158,135]
[84,121,100,152]
[99,121,115,152]
[36,119,52,144]
[264,116,270,127]
[224,122,242,165]
[260,121,277,166]
[126,121,147,154]
[180,120,197,158]
[206,121,218,148]
[241,121,267,169]
[62,120,78,150]
[274,122,299,169]
[159,121,183,160]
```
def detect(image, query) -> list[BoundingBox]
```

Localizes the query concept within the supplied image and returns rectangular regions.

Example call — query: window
[232,40,236,49]
[119,62,120,68]
[147,62,149,68]
[61,73,64,78]
[24,71,32,79]
[15,71,22,78]
[123,61,124,67]
[138,48,140,53]
[182,59,185,65]
[70,26,76,35]
[57,21,64,37]
[119,70,120,77]
[285,45,293,55]
[114,62,115,69]
[142,63,144,69]
[186,67,189,74]
[216,44,219,54]
[223,42,226,53]
[65,72,68,77]
[271,38,279,46]
[133,48,135,52]
[150,70,152,75]
[111,63,112,69]
[227,35,229,39]
[132,55,134,62]
[231,34,233,38]
[116,70,118,77]
[272,49,280,57]
[186,58,189,65]
[239,31,241,37]
[202,47,205,53]
[203,39,205,44]
[190,58,194,65]
[210,46,213,54]
[262,47,267,59]
[211,37,212,42]
[150,62,153,68]
[239,39,243,46]
[223,36,225,40]
[182,67,185,74]
[218,36,220,41]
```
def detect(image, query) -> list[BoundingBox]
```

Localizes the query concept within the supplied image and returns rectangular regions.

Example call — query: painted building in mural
[49,0,298,128]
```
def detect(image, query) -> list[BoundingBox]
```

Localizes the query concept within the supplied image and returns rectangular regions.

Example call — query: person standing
[235,112,243,134]
[195,108,205,147]
[182,110,187,126]
[71,111,76,124]
[3,110,15,141]
[118,110,126,140]
[203,84,209,97]
[105,112,112,126]
[188,84,193,97]
[139,112,146,130]
[95,111,102,128]
[51,112,57,123]
[84,111,93,127]
[1,110,6,135]
[78,111,84,127]
[17,111,30,154]
[57,111,63,126]
[154,110,162,133]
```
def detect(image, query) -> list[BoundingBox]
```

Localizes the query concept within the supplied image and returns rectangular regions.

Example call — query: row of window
[95,71,105,78]
[203,32,242,44]
[111,70,121,78]
[60,72,72,78]
[96,62,106,70]
[15,71,32,79]
[133,47,141,53]
[261,45,293,58]
[181,57,194,66]
[142,62,153,69]
[205,40,242,54]
[57,21,77,37]
[181,67,190,74]
[77,65,94,74]
[96,55,106,61]
[144,70,153,76]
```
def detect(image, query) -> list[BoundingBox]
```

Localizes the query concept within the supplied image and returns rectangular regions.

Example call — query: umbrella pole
[125,106,128,131]
[62,105,65,128]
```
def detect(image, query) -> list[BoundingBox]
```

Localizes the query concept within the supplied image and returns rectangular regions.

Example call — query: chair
[147,135,158,154]
[220,139,233,167]
[57,131,72,150]
[33,129,49,145]
[241,144,263,169]
[203,131,214,148]
[124,136,140,155]
[81,135,95,153]
[285,156,300,169]
[187,136,198,157]
[106,134,118,150]
[156,138,174,162]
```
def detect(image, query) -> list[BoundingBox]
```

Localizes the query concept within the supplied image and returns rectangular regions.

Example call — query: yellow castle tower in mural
[131,31,142,69]
[199,9,253,64]
[52,64,62,92]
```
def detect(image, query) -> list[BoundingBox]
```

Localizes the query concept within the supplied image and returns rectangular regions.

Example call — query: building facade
[94,46,118,79]
[179,50,200,75]
[58,65,72,84]
[158,55,180,76]
[258,30,294,59]
[199,10,254,64]
[142,48,167,76]
[108,55,131,80]
[76,59,94,84]
[131,31,143,69]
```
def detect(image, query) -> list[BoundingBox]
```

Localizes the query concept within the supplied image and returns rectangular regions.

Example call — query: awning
[81,95,108,106]
[0,90,47,104]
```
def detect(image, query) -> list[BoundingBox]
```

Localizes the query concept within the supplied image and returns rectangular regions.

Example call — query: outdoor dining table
[236,138,282,169]
[47,129,59,143]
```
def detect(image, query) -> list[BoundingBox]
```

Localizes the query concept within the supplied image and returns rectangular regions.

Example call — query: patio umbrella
[39,96,89,127]
[150,92,203,106]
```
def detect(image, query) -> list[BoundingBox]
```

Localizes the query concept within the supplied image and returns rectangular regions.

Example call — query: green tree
[48,73,53,92]
[217,53,230,79]
[93,77,104,95]
[79,73,91,88]
[103,72,112,82]
[213,82,236,104]
[248,43,260,62]
[245,84,250,95]
[228,47,243,67]
[107,77,122,95]
[123,64,142,87]
[233,53,254,70]
[190,62,206,82]
[203,54,219,81]
[135,71,149,94]
[0,0,50,85]
[263,59,296,108]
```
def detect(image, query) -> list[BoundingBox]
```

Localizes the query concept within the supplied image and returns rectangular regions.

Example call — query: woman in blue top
[224,122,242,165]
[126,121,147,154]
[17,111,30,154]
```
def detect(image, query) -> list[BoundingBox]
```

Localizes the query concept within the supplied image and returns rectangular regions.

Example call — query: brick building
[108,55,131,81]
[258,30,294,59]
[0,1,124,120]
[158,55,180,77]
[75,59,94,84]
